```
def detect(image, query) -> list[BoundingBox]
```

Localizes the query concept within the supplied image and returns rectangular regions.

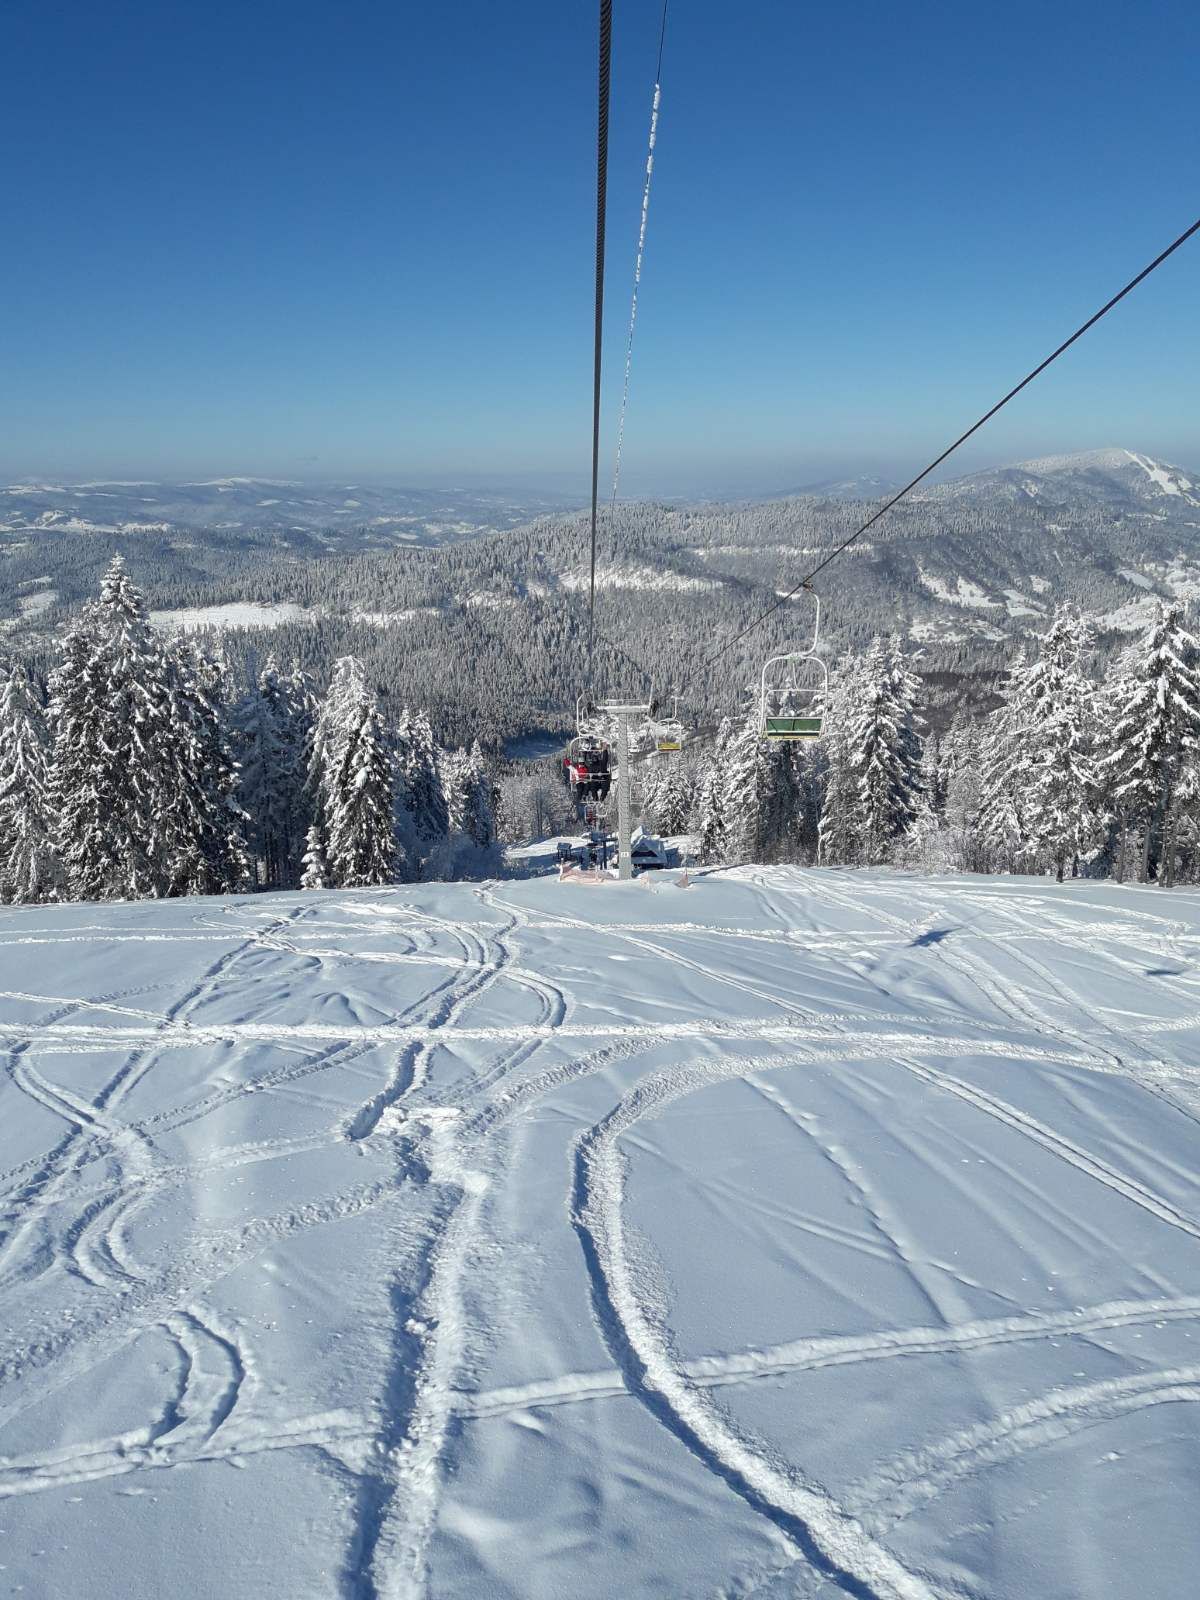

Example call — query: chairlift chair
[646,694,684,753]
[761,587,828,741]
[576,693,609,743]
[565,695,613,800]
[564,735,612,800]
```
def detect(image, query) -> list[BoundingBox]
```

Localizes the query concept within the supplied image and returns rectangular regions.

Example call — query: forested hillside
[4,450,1198,750]
[3,553,1198,908]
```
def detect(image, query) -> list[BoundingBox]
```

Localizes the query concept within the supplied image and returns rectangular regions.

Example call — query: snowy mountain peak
[1012,447,1141,474]
[926,446,1200,512]
[1012,447,1197,499]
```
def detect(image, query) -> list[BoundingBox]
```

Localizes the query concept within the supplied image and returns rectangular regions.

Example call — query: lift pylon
[594,696,652,880]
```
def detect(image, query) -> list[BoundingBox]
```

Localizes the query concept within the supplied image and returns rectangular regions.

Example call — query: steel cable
[585,0,613,696]
[680,213,1200,690]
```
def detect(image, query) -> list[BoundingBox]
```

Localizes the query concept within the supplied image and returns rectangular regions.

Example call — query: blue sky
[3,0,1197,494]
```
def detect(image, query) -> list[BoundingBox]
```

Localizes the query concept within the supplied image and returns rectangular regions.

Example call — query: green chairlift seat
[764,714,823,740]
[760,591,828,743]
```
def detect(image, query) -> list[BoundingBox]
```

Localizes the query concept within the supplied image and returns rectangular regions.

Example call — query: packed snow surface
[2,866,1199,1599]
[915,569,1001,610]
[148,602,313,632]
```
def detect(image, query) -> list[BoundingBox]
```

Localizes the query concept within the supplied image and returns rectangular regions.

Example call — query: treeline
[638,601,1200,886]
[5,485,1186,753]
[6,554,1198,903]
[0,558,500,905]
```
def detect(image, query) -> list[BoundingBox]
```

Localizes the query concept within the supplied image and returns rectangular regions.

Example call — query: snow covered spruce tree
[172,641,251,895]
[978,609,1101,881]
[888,634,925,814]
[826,637,923,867]
[299,822,330,890]
[976,686,1025,873]
[48,558,247,900]
[0,663,63,903]
[443,740,501,878]
[816,653,867,866]
[1021,610,1102,880]
[280,661,317,880]
[303,657,398,889]
[938,715,988,873]
[696,717,733,864]
[723,696,801,864]
[642,751,695,837]
[394,708,451,878]
[230,662,286,887]
[902,738,944,872]
[1103,602,1200,885]
[230,655,312,888]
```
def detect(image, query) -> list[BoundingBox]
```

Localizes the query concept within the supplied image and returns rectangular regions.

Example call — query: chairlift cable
[609,0,669,516]
[679,212,1200,691]
[585,0,614,699]
[597,628,655,693]
[588,3,614,700]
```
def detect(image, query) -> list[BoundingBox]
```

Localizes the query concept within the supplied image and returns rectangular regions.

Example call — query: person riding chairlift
[565,738,611,801]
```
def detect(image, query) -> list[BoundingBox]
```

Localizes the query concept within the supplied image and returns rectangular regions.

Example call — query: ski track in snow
[457,1291,1200,1420]
[2,872,1200,1599]
[569,1049,941,1600]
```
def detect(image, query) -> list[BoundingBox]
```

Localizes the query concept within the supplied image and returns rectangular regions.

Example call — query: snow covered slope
[923,446,1200,514]
[2,869,1199,1599]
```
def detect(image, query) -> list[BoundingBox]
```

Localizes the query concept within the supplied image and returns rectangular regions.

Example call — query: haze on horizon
[3,0,1196,497]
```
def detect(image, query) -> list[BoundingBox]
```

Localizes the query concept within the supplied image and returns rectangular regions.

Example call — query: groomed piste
[1,866,1199,1598]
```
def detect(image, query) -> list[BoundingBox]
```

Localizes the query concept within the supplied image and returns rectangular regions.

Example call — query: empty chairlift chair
[646,694,685,753]
[760,588,828,741]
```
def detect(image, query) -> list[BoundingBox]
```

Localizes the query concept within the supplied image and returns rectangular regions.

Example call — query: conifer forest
[3,554,1198,903]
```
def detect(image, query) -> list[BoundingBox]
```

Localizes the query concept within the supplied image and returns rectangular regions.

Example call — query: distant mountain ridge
[918,446,1200,514]
[0,478,575,547]
[4,448,1197,540]
[5,446,1200,751]
[770,472,901,501]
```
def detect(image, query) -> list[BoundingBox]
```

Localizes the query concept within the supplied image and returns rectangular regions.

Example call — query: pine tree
[977,691,1026,873]
[817,652,868,866]
[723,697,797,864]
[977,610,1103,880]
[300,822,329,890]
[441,741,501,877]
[443,748,469,836]
[171,641,250,895]
[306,657,398,888]
[645,753,694,836]
[902,735,945,872]
[696,718,733,864]
[941,716,988,873]
[843,637,922,866]
[279,660,317,885]
[1104,602,1200,884]
[459,742,498,851]
[49,558,201,900]
[1020,610,1102,881]
[230,658,292,887]
[1096,641,1141,882]
[395,707,450,878]
[888,634,925,816]
[0,664,63,903]
[636,753,663,832]
[781,741,821,864]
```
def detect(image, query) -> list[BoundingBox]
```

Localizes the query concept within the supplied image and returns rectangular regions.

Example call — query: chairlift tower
[595,697,652,880]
